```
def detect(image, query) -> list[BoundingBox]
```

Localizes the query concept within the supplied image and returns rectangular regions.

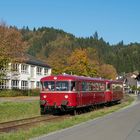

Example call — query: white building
[0,54,52,89]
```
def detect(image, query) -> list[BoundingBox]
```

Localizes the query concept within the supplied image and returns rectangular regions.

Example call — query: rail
[0,115,70,133]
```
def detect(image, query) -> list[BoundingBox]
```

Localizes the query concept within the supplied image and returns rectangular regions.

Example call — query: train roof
[40,74,110,82]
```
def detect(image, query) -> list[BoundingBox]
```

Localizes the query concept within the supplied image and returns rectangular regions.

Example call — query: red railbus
[40,74,123,115]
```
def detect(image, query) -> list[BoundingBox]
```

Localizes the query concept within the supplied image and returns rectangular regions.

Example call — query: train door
[81,81,87,106]
[76,81,82,107]
[105,82,112,102]
[111,83,117,101]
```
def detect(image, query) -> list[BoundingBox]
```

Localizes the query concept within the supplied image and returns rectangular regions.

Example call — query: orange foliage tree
[47,46,71,75]
[0,23,27,79]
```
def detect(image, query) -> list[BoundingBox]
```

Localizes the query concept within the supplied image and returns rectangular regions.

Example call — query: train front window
[56,81,69,91]
[43,81,55,91]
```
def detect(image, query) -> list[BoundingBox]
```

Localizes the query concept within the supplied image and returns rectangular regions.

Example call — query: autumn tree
[66,48,98,76]
[0,23,27,79]
[86,47,101,76]
[99,64,117,79]
[47,46,71,75]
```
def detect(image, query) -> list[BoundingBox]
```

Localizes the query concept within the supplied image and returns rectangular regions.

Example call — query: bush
[0,89,23,97]
[27,88,40,96]
[0,88,40,97]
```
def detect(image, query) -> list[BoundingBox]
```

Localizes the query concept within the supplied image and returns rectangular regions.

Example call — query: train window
[106,83,111,91]
[44,81,55,91]
[95,83,99,91]
[89,82,92,91]
[100,83,105,91]
[70,81,76,91]
[98,83,101,91]
[112,84,122,91]
[56,81,69,91]
[91,83,96,91]
[82,82,87,91]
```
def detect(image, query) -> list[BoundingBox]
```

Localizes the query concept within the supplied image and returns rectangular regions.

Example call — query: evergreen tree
[93,31,99,40]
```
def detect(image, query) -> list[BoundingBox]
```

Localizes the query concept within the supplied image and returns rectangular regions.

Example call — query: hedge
[0,88,40,97]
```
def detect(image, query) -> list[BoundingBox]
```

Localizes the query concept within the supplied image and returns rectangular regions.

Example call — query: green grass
[0,101,40,123]
[0,95,134,140]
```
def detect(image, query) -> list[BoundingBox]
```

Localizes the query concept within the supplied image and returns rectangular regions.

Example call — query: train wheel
[70,109,77,115]
[40,109,45,115]
[73,109,77,115]
[90,106,94,111]
[40,106,45,115]
[77,109,82,115]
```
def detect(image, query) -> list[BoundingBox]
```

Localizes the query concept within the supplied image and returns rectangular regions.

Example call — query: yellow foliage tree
[99,64,117,79]
[66,48,98,76]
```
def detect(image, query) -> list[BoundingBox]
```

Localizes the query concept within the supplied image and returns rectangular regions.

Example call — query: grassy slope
[0,101,40,123]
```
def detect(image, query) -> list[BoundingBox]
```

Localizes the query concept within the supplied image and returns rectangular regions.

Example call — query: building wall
[137,81,140,88]
[0,63,52,89]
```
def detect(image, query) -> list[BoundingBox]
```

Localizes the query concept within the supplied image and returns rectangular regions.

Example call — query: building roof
[24,54,51,68]
[136,73,140,81]
[125,77,137,86]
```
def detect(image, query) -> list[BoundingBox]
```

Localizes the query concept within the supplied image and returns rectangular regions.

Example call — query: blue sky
[0,0,140,44]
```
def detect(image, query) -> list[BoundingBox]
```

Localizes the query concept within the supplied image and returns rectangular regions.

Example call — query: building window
[11,63,19,72]
[0,80,9,89]
[11,80,19,89]
[44,68,48,75]
[21,64,29,74]
[36,81,40,88]
[0,62,8,71]
[37,67,42,75]
[31,81,35,89]
[21,80,28,90]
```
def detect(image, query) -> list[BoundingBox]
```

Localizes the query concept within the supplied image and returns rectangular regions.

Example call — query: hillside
[20,26,140,74]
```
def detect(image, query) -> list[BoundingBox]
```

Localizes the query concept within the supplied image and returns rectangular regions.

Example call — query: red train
[40,74,123,115]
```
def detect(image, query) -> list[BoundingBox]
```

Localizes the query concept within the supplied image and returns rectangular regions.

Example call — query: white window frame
[11,80,19,89]
[21,64,29,74]
[0,80,9,89]
[36,67,42,75]
[36,81,40,88]
[44,68,48,75]
[21,80,28,90]
[11,63,19,72]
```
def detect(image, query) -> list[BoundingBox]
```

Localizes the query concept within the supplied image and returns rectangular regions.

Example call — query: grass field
[0,95,134,140]
[0,101,40,123]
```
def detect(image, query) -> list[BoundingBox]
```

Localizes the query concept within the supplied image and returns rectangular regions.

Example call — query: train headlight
[65,95,68,99]
[43,95,47,99]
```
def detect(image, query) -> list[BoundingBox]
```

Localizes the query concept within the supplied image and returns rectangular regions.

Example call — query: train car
[40,74,123,115]
[104,80,124,104]
[110,80,124,103]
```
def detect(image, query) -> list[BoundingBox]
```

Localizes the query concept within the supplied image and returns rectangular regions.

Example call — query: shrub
[27,88,40,96]
[0,88,40,97]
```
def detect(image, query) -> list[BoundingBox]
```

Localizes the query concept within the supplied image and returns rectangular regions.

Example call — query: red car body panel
[40,92,77,107]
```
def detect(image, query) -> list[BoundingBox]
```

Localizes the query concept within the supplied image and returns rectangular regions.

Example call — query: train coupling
[40,100,47,105]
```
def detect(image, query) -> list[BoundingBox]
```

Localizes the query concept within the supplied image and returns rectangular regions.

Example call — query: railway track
[0,115,70,133]
[0,101,122,133]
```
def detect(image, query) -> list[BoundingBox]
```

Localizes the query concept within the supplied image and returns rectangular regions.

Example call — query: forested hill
[20,26,140,74]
